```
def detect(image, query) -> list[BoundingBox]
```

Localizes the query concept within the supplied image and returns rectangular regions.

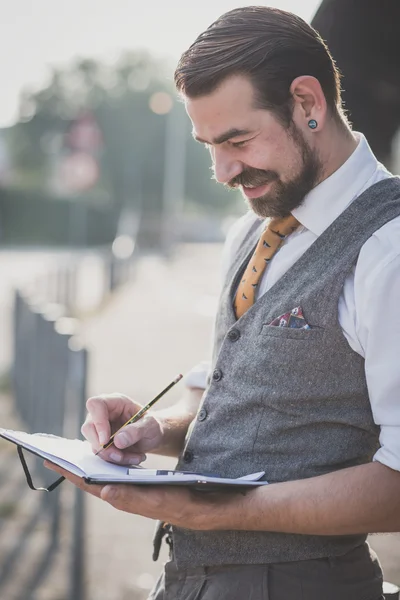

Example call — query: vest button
[212,368,223,382]
[198,408,207,421]
[228,328,240,342]
[183,450,194,463]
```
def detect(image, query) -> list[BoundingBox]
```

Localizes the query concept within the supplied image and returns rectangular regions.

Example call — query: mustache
[225,168,278,189]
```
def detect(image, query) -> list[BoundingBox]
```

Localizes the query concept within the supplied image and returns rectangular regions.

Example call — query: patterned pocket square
[269,306,311,329]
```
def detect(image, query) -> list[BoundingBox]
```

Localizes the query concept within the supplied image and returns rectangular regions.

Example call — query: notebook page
[0,429,269,485]
[0,429,128,478]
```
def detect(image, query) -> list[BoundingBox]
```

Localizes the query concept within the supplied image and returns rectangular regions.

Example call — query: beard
[225,125,323,219]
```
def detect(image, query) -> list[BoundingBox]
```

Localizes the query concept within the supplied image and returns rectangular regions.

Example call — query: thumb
[101,485,118,502]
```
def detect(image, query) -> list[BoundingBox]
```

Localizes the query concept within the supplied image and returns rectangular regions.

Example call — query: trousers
[148,543,383,600]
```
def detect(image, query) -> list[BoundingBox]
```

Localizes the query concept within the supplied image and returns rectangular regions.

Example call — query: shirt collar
[291,132,380,237]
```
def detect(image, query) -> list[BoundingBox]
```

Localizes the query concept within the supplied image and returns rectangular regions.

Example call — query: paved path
[80,245,222,599]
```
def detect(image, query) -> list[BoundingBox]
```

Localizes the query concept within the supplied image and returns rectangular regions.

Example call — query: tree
[9,51,237,224]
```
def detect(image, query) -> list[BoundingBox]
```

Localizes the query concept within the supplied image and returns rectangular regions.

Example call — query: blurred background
[0,1,399,599]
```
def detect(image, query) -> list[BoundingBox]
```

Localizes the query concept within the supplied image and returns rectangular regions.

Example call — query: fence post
[65,338,88,600]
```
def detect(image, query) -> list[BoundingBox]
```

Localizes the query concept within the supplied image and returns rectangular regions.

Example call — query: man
[47,7,400,599]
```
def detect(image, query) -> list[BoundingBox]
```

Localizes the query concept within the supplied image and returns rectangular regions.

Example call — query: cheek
[275,143,304,179]
[248,141,292,172]
[242,147,275,171]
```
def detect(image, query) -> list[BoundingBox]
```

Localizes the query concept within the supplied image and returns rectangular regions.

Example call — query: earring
[308,119,318,130]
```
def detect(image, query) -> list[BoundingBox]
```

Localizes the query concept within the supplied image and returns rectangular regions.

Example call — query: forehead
[185,74,261,140]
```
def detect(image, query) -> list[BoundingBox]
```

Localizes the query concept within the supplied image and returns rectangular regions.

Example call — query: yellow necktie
[234,214,300,319]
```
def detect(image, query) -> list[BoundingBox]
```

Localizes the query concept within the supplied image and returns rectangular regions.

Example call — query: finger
[82,420,127,460]
[44,460,80,483]
[81,420,102,449]
[87,393,137,423]
[100,484,190,521]
[44,461,104,498]
[100,484,147,512]
[113,418,154,450]
[85,397,112,445]
[83,425,147,465]
[98,448,147,466]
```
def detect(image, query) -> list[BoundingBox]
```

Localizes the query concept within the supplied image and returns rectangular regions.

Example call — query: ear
[289,76,327,130]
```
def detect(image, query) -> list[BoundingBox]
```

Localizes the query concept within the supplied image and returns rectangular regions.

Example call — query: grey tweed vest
[172,177,400,568]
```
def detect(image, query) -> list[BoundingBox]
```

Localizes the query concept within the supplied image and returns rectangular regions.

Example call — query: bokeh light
[149,91,173,115]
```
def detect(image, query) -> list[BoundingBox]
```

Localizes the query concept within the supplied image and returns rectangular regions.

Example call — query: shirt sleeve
[355,218,400,471]
[184,360,212,389]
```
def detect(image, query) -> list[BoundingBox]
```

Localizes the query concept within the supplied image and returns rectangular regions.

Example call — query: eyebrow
[193,128,252,145]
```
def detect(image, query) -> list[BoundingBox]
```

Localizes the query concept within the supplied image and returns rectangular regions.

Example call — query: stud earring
[308,119,318,130]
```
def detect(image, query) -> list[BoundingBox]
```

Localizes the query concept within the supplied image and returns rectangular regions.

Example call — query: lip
[241,182,272,199]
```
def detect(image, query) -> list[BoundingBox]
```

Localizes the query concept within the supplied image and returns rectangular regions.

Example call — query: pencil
[95,373,183,455]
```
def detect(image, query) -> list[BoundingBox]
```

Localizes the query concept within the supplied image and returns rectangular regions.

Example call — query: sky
[0,0,321,128]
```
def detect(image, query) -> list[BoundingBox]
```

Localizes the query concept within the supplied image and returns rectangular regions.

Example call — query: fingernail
[104,486,117,501]
[115,433,129,448]
[99,432,108,445]
[110,452,122,463]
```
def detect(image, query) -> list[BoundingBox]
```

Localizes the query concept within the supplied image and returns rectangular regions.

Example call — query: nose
[212,146,243,185]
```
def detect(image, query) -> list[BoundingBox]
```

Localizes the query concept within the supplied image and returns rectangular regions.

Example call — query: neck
[317,121,358,184]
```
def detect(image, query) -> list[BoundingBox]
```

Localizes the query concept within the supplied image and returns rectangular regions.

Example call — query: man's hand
[81,387,204,464]
[44,461,234,530]
[45,459,400,535]
[82,393,164,465]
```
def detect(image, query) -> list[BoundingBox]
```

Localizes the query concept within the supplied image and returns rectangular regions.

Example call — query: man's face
[186,74,322,219]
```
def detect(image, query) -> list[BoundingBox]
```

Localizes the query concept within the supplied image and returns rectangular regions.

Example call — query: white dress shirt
[185,133,400,472]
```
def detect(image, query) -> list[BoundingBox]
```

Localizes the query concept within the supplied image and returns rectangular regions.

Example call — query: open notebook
[0,428,268,489]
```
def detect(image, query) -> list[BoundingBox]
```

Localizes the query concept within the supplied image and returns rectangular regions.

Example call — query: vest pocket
[260,325,325,340]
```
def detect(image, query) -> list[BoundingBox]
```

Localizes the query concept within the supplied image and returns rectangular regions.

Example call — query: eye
[231,140,248,149]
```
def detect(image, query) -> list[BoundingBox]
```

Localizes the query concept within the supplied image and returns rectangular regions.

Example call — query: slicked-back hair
[175,6,343,126]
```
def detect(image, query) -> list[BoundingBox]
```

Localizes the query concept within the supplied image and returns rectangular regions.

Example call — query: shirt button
[228,328,240,342]
[212,368,223,382]
[198,408,207,421]
[183,450,194,463]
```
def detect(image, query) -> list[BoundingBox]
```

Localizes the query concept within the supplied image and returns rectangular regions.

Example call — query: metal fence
[0,289,88,600]
[0,216,140,599]
[30,243,137,318]
[1,238,139,600]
